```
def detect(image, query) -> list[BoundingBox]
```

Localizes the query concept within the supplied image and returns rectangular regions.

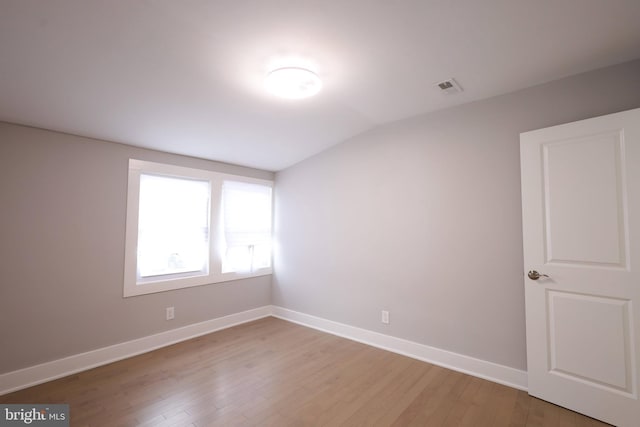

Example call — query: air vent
[436,78,463,94]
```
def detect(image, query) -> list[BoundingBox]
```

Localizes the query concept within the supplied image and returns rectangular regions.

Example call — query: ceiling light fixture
[265,67,322,99]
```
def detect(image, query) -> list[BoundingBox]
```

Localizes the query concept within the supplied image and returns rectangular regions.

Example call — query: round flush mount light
[265,67,322,99]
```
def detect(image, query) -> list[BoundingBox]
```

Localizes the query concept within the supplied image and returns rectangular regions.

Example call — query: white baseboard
[272,306,528,391]
[1,305,527,396]
[0,306,272,396]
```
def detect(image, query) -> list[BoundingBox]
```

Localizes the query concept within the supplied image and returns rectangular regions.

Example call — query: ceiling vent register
[436,78,463,94]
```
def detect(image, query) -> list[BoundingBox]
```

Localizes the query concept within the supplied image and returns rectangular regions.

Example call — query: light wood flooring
[0,317,609,426]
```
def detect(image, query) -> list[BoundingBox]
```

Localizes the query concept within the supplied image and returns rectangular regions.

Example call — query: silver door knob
[528,270,549,280]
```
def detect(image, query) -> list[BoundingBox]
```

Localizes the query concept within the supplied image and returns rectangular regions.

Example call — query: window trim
[123,159,273,297]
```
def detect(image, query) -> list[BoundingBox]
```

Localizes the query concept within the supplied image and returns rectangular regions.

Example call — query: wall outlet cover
[381,310,390,324]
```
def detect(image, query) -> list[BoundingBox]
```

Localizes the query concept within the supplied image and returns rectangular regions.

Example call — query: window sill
[123,269,272,297]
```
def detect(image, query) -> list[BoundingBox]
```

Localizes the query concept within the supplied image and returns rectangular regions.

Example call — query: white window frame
[123,159,273,297]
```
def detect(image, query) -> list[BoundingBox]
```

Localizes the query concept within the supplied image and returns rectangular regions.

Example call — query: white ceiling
[1,1,640,171]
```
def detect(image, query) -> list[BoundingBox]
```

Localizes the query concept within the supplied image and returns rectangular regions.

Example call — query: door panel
[547,290,632,394]
[520,108,640,427]
[542,131,628,267]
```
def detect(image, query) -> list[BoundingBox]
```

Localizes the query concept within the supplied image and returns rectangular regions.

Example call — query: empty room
[1,1,640,426]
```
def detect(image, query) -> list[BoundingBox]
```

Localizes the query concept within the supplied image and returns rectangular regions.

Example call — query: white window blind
[137,173,210,281]
[222,180,273,273]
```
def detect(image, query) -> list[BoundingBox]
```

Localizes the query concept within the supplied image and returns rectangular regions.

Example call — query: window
[124,160,272,297]
[137,174,210,282]
[221,180,273,273]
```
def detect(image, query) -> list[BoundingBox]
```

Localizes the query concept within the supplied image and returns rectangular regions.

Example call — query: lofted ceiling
[1,1,640,171]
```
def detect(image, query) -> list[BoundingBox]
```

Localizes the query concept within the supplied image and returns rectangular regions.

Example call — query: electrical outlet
[381,310,390,324]
[166,306,175,320]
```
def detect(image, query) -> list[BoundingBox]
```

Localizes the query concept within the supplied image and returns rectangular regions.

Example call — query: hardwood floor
[0,317,609,426]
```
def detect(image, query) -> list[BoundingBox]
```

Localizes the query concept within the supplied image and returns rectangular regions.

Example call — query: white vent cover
[436,78,463,94]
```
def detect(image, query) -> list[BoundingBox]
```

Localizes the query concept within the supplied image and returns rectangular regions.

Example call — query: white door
[520,108,640,427]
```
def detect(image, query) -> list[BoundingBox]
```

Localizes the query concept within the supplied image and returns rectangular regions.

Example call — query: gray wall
[2,59,639,376]
[273,59,640,370]
[0,124,273,374]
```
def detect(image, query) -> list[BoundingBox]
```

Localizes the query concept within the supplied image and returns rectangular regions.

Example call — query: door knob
[528,270,549,280]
